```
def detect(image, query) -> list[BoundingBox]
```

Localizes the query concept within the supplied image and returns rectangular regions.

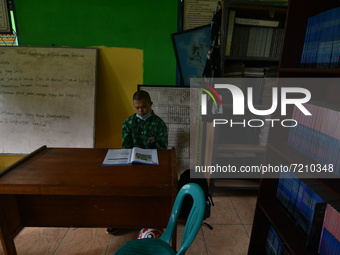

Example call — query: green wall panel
[13,0,178,85]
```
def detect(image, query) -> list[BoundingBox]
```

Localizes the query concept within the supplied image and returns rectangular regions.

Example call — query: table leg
[0,235,17,255]
[0,195,22,255]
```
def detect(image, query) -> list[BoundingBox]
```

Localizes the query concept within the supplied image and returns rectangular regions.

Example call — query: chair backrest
[159,183,205,255]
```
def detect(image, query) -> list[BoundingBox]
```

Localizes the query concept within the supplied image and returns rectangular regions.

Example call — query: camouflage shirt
[122,112,168,149]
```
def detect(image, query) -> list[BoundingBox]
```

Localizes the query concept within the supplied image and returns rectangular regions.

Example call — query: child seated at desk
[106,90,168,235]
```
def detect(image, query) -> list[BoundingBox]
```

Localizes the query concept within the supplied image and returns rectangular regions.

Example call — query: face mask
[136,112,151,120]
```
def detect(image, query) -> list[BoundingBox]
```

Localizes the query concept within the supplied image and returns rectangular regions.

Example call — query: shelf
[210,143,264,193]
[279,68,340,74]
[258,199,319,255]
[217,143,266,153]
[248,0,340,254]
[266,143,340,196]
[266,143,317,165]
[213,179,259,189]
[279,68,340,76]
[225,56,280,62]
[229,1,288,8]
[216,144,265,158]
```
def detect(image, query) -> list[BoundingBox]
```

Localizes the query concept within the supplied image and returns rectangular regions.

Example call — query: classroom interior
[1,0,340,255]
[0,1,258,254]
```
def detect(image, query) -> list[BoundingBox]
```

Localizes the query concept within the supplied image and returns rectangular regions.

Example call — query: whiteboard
[0,46,97,154]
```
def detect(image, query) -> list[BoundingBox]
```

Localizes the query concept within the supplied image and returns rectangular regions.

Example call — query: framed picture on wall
[0,0,12,33]
[172,24,211,86]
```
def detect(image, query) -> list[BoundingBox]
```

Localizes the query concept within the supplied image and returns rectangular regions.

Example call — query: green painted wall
[13,0,178,85]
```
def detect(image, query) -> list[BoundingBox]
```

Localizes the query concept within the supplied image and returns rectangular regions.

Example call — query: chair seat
[114,238,176,255]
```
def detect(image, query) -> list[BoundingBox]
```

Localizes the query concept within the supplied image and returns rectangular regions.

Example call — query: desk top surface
[0,146,177,196]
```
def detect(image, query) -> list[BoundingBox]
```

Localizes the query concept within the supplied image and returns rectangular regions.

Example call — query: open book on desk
[102,147,159,166]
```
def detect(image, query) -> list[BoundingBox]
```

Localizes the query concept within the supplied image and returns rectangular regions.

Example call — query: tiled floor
[0,189,258,255]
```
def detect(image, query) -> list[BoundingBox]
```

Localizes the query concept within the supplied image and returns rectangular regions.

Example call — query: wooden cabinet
[207,1,287,192]
[248,0,340,254]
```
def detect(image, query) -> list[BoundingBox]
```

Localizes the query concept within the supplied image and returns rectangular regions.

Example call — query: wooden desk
[0,146,177,255]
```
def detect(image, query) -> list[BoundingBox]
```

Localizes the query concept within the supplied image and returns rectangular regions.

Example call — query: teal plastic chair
[114,183,206,255]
